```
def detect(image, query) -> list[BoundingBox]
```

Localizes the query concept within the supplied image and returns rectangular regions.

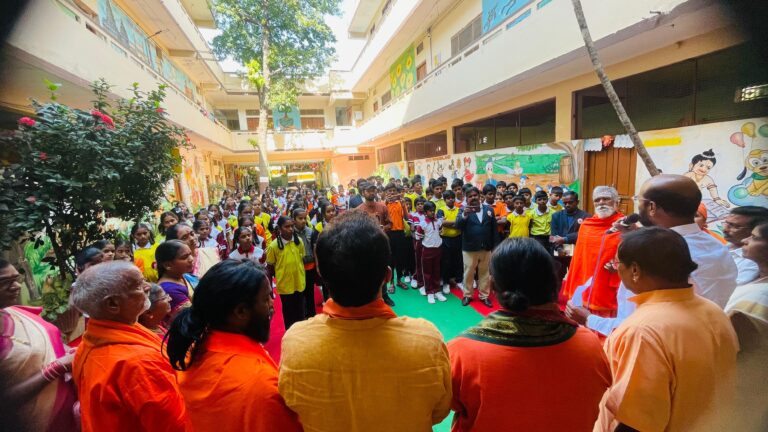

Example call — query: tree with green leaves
[0,79,188,320]
[210,0,341,191]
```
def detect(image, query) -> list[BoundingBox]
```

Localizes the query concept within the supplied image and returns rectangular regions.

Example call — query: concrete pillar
[555,89,573,142]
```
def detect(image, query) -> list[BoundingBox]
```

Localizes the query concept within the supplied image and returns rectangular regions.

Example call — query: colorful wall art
[389,45,416,98]
[635,117,768,223]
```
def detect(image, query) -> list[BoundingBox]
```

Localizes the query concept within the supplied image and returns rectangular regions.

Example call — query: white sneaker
[419,287,426,296]
[442,285,451,295]
[435,292,448,302]
[410,279,418,288]
[404,276,411,283]
[457,282,464,290]
[427,294,436,304]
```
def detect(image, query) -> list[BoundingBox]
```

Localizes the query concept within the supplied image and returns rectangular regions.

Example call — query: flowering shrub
[0,79,190,319]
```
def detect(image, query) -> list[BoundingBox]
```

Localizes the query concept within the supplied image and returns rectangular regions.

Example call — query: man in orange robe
[165,260,302,432]
[71,261,191,432]
[561,186,624,316]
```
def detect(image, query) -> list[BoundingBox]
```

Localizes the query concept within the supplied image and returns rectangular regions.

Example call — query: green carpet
[389,284,484,432]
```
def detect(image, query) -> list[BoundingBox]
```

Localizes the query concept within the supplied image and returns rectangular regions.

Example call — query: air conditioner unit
[353,111,363,121]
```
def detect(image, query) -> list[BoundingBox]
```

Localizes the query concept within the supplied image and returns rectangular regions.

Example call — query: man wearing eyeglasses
[568,175,739,336]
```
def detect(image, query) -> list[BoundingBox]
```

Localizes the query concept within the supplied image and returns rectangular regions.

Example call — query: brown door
[584,147,637,215]
[416,62,427,82]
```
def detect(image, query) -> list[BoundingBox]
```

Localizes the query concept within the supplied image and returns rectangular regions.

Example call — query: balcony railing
[55,0,229,134]
[232,129,336,152]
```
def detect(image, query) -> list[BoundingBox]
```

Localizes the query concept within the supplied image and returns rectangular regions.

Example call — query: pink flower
[25,196,36,204]
[156,108,165,114]
[39,152,48,161]
[18,117,36,127]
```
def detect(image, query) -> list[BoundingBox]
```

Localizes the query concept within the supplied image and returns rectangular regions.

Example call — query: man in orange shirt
[385,182,408,292]
[71,261,191,432]
[561,186,624,316]
[166,260,302,432]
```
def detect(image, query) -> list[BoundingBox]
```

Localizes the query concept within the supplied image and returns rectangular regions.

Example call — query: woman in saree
[0,259,78,432]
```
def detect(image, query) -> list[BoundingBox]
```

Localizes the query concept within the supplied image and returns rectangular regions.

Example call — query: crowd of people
[0,172,767,432]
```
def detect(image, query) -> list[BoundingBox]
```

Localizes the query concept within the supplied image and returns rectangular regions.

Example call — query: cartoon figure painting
[683,149,730,210]
[726,121,768,208]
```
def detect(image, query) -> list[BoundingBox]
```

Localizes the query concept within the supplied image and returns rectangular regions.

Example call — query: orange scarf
[322,298,397,320]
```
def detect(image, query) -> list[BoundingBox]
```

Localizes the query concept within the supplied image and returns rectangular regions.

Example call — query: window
[377,144,402,164]
[405,132,448,161]
[373,101,379,113]
[575,43,768,138]
[245,109,273,130]
[213,109,240,130]
[335,107,352,126]
[454,100,556,153]
[300,109,325,129]
[381,90,392,106]
[416,42,424,55]
[417,62,427,82]
[451,15,482,57]
[696,44,768,123]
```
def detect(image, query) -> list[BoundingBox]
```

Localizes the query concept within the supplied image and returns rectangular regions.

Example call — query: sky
[199,0,364,74]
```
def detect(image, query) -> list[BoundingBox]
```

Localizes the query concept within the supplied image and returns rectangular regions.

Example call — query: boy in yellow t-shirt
[506,195,532,238]
[528,190,553,252]
[438,190,462,291]
[547,186,564,212]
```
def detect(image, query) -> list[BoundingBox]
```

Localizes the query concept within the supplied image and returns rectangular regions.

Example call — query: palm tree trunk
[256,5,271,193]
[570,0,661,176]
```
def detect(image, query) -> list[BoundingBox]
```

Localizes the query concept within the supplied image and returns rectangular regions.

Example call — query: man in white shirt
[722,206,768,286]
[567,174,738,333]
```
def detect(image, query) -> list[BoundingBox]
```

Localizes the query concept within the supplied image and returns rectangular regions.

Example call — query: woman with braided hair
[266,216,306,330]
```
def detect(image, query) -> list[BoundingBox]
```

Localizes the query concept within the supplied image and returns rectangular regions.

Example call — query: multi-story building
[2,0,767,216]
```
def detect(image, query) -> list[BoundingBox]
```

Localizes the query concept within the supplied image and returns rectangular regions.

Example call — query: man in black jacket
[550,191,591,251]
[455,186,497,307]
[550,191,590,283]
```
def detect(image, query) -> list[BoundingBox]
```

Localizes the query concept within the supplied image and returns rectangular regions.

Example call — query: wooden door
[584,147,637,215]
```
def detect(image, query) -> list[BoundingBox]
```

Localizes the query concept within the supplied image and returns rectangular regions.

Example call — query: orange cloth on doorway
[178,331,302,432]
[73,319,191,432]
[561,212,624,312]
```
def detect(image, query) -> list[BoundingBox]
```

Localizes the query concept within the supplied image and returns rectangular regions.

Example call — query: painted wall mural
[412,142,581,195]
[98,0,199,102]
[180,150,208,210]
[482,0,535,33]
[389,45,416,99]
[635,117,768,223]
[272,106,302,131]
[375,162,407,181]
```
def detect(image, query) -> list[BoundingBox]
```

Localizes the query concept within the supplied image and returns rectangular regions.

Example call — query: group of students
[353,174,585,308]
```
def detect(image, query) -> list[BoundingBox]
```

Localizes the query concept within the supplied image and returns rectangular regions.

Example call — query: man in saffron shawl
[561,186,624,317]
[72,261,191,432]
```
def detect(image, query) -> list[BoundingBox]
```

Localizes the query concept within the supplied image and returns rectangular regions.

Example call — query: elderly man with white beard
[560,186,625,318]
[71,261,192,432]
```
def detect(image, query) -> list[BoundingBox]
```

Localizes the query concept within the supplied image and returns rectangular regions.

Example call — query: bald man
[568,175,738,335]
[72,261,192,432]
[637,175,737,307]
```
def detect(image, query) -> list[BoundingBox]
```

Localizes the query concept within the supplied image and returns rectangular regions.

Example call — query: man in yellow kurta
[279,211,451,432]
